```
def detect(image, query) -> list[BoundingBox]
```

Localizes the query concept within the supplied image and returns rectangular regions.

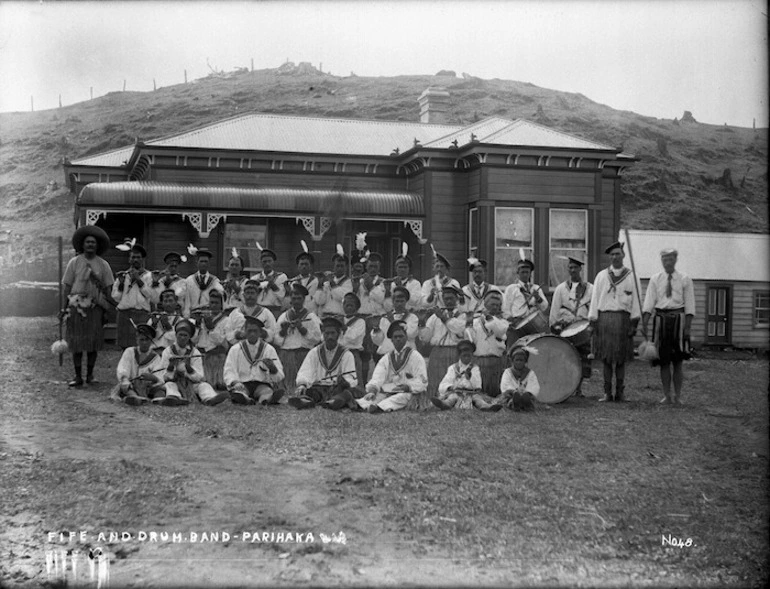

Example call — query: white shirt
[339,315,366,351]
[161,343,206,384]
[371,311,419,355]
[116,347,165,385]
[470,314,509,357]
[460,282,496,314]
[588,266,641,321]
[502,281,549,320]
[500,368,540,396]
[284,274,320,314]
[196,310,238,352]
[314,275,353,316]
[383,277,423,312]
[420,275,462,309]
[550,280,594,326]
[230,305,278,344]
[251,270,288,309]
[366,347,427,395]
[223,340,284,386]
[643,270,696,316]
[419,309,466,347]
[112,269,155,311]
[274,308,322,350]
[438,361,482,395]
[184,272,223,317]
[295,344,358,389]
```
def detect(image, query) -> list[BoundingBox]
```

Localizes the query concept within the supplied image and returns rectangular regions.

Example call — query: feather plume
[180,255,188,263]
[360,249,370,264]
[402,242,408,257]
[467,256,479,267]
[116,237,136,252]
[187,243,198,256]
[300,239,309,253]
[519,248,526,261]
[336,243,344,257]
[522,345,539,356]
[231,247,239,258]
[430,243,438,259]
[355,232,367,252]
[255,241,264,251]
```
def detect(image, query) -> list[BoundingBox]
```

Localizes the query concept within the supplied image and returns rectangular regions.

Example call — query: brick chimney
[418,86,450,124]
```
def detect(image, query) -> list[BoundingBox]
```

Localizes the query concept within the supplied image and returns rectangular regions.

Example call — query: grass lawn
[1,317,768,587]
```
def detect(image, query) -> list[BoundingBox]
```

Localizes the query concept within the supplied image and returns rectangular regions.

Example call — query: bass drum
[512,334,581,404]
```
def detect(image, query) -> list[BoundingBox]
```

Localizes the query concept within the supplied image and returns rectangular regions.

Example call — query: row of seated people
[113,298,541,414]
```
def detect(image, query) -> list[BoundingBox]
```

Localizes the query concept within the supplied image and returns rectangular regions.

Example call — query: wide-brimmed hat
[72,225,110,255]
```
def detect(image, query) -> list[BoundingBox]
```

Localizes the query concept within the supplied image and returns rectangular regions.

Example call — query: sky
[0,0,767,127]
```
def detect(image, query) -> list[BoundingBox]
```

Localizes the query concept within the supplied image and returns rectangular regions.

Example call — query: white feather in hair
[402,243,408,257]
[355,232,367,252]
[300,239,309,253]
[256,241,264,251]
[519,248,526,261]
[51,339,69,355]
[187,243,198,256]
[231,247,239,258]
[180,254,188,263]
[116,237,137,252]
[430,243,438,258]
[336,243,344,257]
[467,256,479,267]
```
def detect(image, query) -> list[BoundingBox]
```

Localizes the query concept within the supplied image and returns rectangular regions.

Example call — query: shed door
[706,286,731,345]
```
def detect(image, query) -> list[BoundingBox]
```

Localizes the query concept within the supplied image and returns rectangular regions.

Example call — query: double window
[549,209,588,287]
[494,208,533,285]
[754,291,770,328]
[223,221,267,272]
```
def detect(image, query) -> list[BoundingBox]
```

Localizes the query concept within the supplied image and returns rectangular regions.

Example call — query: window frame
[753,290,770,328]
[493,206,535,286]
[222,219,268,273]
[548,208,589,288]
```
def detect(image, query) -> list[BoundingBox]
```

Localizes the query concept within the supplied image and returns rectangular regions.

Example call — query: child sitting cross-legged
[110,323,167,406]
[499,343,541,411]
[431,339,501,412]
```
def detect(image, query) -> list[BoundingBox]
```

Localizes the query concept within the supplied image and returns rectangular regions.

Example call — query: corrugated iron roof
[621,230,770,282]
[78,181,424,218]
[73,145,136,168]
[71,113,622,167]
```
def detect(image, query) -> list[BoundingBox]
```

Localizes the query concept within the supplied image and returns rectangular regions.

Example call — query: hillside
[0,65,767,282]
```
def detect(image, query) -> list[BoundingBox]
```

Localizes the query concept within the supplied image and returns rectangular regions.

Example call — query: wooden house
[623,230,770,350]
[63,88,636,292]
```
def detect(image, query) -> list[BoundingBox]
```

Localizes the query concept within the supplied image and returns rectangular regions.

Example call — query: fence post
[30,95,34,112]
[153,78,156,91]
[90,87,93,100]
[123,80,126,91]
[184,69,187,83]
[251,58,254,72]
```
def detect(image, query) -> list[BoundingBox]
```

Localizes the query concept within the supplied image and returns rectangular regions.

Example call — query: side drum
[513,310,550,337]
[512,334,581,403]
[559,320,592,348]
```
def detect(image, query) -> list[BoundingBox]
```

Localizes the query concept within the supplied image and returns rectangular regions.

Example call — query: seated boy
[274,284,322,395]
[160,319,229,406]
[110,323,167,406]
[357,321,427,414]
[196,289,238,390]
[149,288,184,353]
[431,339,501,411]
[223,316,285,405]
[499,344,541,411]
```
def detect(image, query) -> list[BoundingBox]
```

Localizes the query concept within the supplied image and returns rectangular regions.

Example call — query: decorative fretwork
[86,210,107,225]
[182,212,203,233]
[319,217,333,238]
[296,216,316,235]
[404,220,427,245]
[207,213,226,233]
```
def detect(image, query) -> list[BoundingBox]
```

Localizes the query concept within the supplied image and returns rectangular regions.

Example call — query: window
[494,207,533,285]
[754,291,770,327]
[549,209,588,287]
[468,208,479,258]
[223,221,267,272]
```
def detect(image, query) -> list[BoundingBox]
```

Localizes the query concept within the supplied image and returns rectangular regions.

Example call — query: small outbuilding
[622,230,770,350]
[63,88,635,293]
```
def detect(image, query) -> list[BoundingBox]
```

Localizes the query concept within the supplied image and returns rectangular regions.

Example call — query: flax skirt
[594,310,634,364]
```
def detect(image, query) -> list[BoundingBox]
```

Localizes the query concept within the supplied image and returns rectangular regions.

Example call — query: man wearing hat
[252,246,288,317]
[112,241,155,349]
[641,248,695,405]
[371,286,419,356]
[149,289,185,353]
[289,316,360,410]
[588,241,641,402]
[418,284,467,406]
[461,258,495,314]
[549,256,594,396]
[61,225,115,387]
[283,242,319,314]
[339,292,367,386]
[230,280,278,343]
[195,289,238,391]
[357,321,427,413]
[499,344,541,411]
[183,248,223,317]
[421,248,461,310]
[110,323,167,406]
[222,251,249,310]
[383,244,422,312]
[432,340,500,411]
[224,315,286,405]
[502,258,549,327]
[275,284,323,394]
[160,319,229,406]
[152,252,187,307]
[314,246,353,317]
[468,288,509,398]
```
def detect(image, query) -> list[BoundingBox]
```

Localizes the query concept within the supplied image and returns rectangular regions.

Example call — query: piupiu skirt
[475,355,506,397]
[594,310,634,364]
[66,305,105,353]
[652,309,691,365]
[203,346,228,390]
[278,348,310,395]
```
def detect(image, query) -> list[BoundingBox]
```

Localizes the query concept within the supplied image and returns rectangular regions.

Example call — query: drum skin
[513,334,581,403]
[560,320,592,348]
[514,310,550,337]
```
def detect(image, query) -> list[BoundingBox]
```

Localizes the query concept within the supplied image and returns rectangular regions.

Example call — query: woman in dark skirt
[61,225,115,387]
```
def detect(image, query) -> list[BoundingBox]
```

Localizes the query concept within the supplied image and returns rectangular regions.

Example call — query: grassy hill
[0,65,767,282]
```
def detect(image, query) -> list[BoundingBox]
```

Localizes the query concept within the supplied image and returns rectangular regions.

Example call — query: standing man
[421,247,461,310]
[642,248,695,405]
[184,248,223,317]
[112,241,155,349]
[383,244,422,312]
[151,252,187,309]
[502,258,549,328]
[61,225,115,387]
[252,246,287,317]
[461,258,494,314]
[469,289,509,399]
[222,250,249,310]
[588,241,641,402]
[274,284,322,395]
[284,241,319,314]
[230,280,277,343]
[550,256,594,396]
[314,245,353,317]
